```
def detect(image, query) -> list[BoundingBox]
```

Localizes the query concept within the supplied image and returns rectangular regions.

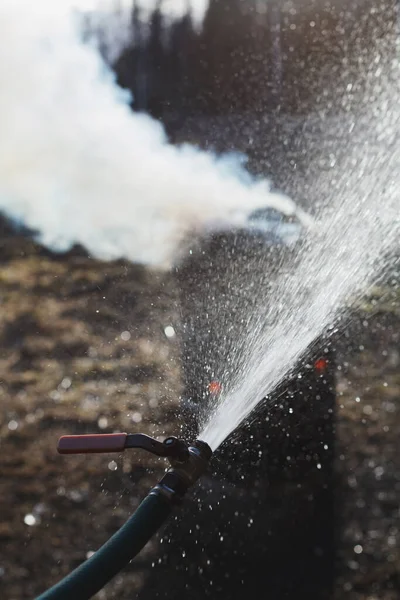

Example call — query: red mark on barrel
[314,358,328,373]
[208,381,222,395]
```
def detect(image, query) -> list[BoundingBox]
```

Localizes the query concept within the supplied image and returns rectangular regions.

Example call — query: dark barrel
[141,226,336,600]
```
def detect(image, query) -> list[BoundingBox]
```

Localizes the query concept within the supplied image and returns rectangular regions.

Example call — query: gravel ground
[0,229,399,600]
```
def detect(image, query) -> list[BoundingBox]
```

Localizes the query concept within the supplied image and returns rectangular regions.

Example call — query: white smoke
[0,0,304,268]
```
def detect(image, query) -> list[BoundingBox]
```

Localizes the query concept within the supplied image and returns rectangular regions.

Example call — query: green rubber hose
[35,492,172,600]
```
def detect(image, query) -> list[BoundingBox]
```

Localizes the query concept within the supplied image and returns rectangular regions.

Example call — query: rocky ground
[0,226,399,600]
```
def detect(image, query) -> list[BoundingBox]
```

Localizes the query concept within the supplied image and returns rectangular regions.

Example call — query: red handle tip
[57,433,127,454]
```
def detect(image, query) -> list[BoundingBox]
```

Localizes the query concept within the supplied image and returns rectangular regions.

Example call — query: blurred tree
[167,7,199,119]
[115,1,148,111]
[147,1,166,116]
[111,0,398,119]
[195,0,262,113]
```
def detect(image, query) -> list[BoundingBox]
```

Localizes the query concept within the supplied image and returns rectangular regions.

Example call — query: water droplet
[108,461,118,471]
[98,416,108,429]
[24,514,36,526]
[33,502,47,515]
[60,377,72,390]
[121,331,131,341]
[131,412,142,423]
[164,325,176,338]
[8,420,18,431]
[66,489,86,503]
[354,545,363,555]
[49,390,61,401]
[343,582,352,591]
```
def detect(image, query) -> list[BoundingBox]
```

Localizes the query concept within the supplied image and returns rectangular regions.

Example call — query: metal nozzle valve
[153,439,212,502]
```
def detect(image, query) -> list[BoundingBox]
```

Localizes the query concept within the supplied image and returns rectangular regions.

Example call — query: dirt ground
[0,227,399,600]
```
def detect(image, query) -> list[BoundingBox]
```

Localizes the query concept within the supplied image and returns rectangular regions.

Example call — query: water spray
[36,433,212,600]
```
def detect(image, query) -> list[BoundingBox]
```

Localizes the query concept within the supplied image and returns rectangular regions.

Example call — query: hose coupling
[152,439,212,503]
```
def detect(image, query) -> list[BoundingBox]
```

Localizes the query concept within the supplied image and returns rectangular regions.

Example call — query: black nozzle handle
[57,433,189,461]
[125,433,189,460]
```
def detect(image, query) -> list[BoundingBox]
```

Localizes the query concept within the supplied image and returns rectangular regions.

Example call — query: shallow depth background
[1,1,400,598]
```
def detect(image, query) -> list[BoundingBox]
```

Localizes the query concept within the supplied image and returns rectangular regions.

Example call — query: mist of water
[0,0,304,268]
[200,106,400,451]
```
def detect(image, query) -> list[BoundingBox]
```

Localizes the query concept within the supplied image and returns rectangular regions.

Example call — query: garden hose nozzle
[58,432,212,502]
[36,433,212,600]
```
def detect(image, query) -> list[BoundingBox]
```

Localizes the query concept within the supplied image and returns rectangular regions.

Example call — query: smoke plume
[0,0,303,268]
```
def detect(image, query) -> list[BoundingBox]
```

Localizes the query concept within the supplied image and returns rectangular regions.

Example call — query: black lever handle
[57,433,189,461]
